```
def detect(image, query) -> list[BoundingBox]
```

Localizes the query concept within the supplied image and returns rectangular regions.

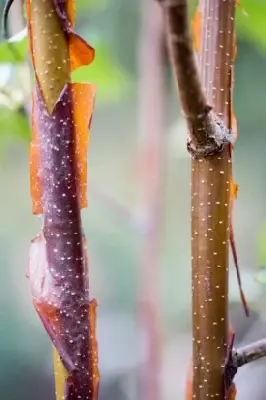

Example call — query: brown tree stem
[160,0,207,119]
[158,0,237,398]
[191,2,236,399]
[158,0,233,157]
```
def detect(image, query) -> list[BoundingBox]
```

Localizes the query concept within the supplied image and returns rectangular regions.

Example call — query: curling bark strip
[25,0,99,399]
[30,83,95,215]
[26,0,94,114]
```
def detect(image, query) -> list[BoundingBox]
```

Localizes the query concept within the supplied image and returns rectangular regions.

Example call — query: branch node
[187,110,234,159]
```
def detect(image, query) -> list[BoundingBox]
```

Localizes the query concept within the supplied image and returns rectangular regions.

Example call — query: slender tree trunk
[25,1,99,399]
[191,2,236,398]
[137,0,165,399]
[157,0,237,398]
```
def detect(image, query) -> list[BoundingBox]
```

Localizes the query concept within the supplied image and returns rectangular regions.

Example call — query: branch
[224,338,266,389]
[157,0,233,158]
[234,339,266,368]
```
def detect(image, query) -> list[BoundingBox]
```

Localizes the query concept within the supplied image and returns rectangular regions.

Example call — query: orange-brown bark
[191,1,236,398]
[158,0,237,398]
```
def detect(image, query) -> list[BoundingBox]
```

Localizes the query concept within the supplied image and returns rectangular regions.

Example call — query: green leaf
[0,37,28,64]
[0,107,30,141]
[78,0,109,12]
[236,0,266,53]
[71,41,132,103]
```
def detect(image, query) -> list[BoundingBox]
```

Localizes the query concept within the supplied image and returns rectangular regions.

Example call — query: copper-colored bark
[191,1,236,398]
[158,0,237,398]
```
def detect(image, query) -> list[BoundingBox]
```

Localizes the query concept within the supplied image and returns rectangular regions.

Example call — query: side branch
[159,0,206,118]
[234,339,266,368]
[158,0,233,158]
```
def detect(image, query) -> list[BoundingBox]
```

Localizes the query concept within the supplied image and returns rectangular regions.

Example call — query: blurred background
[0,0,266,399]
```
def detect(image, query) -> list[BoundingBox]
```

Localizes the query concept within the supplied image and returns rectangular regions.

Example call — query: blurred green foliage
[0,107,29,140]
[0,0,133,144]
[71,40,132,103]
[0,38,28,63]
[236,0,266,52]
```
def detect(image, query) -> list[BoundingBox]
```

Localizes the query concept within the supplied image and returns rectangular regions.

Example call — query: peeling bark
[26,0,99,398]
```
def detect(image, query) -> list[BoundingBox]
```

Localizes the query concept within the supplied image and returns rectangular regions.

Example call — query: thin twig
[234,339,266,368]
[158,0,233,158]
[159,0,207,118]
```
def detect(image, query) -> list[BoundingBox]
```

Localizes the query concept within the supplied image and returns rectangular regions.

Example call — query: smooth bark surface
[191,1,236,398]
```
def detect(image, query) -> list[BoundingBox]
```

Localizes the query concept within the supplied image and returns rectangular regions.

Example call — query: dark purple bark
[32,84,94,399]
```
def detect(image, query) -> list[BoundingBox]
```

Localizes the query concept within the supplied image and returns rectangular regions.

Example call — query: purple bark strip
[51,0,95,71]
[34,83,93,399]
[52,0,72,32]
[52,0,93,48]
